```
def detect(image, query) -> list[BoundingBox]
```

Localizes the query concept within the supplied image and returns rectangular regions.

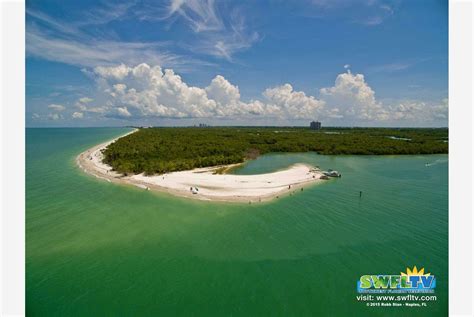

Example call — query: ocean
[26,128,448,316]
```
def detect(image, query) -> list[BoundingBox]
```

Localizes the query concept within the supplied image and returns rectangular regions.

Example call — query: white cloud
[48,104,66,111]
[48,113,63,120]
[264,84,325,119]
[166,0,224,32]
[389,98,448,122]
[78,97,94,103]
[309,0,394,26]
[75,96,100,112]
[196,9,259,61]
[369,62,413,73]
[87,107,108,114]
[204,76,270,116]
[319,71,388,121]
[94,64,131,81]
[91,64,216,118]
[83,63,323,120]
[69,63,447,126]
[205,75,240,107]
[32,112,65,121]
[77,1,136,27]
[162,1,259,61]
[26,27,180,68]
[380,4,394,15]
[26,9,79,37]
[26,2,257,67]
[26,10,206,70]
[115,107,132,117]
[72,112,84,119]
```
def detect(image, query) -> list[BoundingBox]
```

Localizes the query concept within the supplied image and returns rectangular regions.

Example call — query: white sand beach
[77,130,325,202]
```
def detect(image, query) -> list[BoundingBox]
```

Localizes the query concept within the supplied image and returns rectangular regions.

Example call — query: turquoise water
[26,128,448,316]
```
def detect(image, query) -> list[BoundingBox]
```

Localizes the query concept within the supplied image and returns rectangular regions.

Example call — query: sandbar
[76,130,325,202]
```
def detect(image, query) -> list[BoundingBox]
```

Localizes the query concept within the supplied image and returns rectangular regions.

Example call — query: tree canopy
[103,127,448,175]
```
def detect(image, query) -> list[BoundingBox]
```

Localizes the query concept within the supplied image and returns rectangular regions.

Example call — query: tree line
[102,127,448,175]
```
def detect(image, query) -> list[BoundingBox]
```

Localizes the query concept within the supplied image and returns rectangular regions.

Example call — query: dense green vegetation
[103,127,448,175]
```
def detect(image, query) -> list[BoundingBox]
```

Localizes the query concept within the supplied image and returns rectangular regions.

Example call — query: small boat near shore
[323,169,341,177]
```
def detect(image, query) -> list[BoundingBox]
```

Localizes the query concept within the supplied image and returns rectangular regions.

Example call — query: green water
[26,128,448,316]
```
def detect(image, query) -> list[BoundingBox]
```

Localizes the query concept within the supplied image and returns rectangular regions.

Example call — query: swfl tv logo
[357,266,436,294]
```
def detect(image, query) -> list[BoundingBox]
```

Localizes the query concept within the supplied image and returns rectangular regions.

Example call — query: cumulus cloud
[75,96,97,112]
[48,104,66,111]
[31,112,64,121]
[320,71,389,121]
[206,75,240,106]
[81,63,321,120]
[67,63,447,126]
[389,98,448,122]
[264,84,325,119]
[114,107,132,118]
[94,64,131,81]
[72,112,84,119]
[78,97,94,103]
[48,113,63,120]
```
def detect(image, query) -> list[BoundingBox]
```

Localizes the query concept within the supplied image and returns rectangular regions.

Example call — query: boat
[323,169,341,177]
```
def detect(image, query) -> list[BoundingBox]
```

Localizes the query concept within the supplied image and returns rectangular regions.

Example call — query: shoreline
[76,130,325,203]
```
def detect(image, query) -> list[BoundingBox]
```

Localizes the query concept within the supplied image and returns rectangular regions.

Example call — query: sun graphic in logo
[401,266,431,277]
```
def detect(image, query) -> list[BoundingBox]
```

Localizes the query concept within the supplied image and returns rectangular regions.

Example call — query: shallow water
[26,128,448,316]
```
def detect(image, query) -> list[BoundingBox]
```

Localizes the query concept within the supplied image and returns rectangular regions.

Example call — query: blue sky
[26,0,448,127]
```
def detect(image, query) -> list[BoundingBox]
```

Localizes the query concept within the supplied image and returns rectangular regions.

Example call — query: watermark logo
[357,266,436,294]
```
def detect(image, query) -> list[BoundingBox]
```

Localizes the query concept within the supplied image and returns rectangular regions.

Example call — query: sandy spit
[76,130,325,203]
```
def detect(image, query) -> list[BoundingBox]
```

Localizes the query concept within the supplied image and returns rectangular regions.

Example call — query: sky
[26,0,448,127]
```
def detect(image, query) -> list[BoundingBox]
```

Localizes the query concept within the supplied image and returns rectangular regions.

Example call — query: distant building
[198,123,210,128]
[310,121,321,130]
